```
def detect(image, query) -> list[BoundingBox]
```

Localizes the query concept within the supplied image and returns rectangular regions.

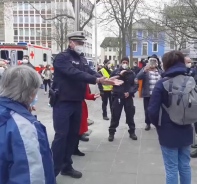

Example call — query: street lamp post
[94,0,98,72]
[74,0,80,31]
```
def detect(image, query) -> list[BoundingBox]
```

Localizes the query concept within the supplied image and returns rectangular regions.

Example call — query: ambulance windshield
[1,50,9,60]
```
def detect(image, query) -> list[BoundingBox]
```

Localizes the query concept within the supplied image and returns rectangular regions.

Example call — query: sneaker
[44,92,47,95]
[129,133,138,140]
[145,124,151,131]
[108,134,114,142]
[190,149,197,158]
[61,168,82,178]
[103,116,109,120]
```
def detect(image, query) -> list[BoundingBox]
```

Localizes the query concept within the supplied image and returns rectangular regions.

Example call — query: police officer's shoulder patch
[72,61,80,65]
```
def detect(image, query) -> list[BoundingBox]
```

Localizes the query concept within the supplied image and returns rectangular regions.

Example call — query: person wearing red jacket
[74,85,100,156]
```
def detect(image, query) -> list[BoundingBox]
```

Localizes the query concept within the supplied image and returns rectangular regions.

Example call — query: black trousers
[51,101,82,177]
[101,91,112,117]
[43,79,51,92]
[109,96,135,135]
[143,97,151,125]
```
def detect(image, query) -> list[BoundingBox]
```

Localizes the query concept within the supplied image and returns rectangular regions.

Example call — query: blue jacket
[53,49,100,102]
[0,97,55,184]
[136,68,163,97]
[148,63,193,148]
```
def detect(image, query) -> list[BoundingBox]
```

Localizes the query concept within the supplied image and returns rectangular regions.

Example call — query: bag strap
[168,79,173,106]
[177,77,189,105]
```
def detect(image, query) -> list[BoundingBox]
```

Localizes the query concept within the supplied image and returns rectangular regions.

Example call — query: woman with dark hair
[148,51,192,184]
[136,56,162,131]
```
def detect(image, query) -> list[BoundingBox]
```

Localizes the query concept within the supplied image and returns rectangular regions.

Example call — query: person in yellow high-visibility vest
[98,59,113,120]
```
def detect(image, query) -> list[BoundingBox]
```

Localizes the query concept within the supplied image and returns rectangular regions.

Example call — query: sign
[30,51,34,59]
[10,50,17,66]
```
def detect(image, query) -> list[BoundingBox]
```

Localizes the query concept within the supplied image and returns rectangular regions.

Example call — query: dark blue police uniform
[51,47,99,177]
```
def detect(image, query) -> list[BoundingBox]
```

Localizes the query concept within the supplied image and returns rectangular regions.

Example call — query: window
[142,30,148,38]
[17,51,23,60]
[109,47,112,51]
[19,29,23,36]
[170,41,175,50]
[109,55,112,60]
[132,30,137,38]
[132,42,137,52]
[24,29,29,36]
[30,29,35,36]
[142,43,148,56]
[105,55,107,59]
[24,16,29,23]
[35,16,40,23]
[104,48,107,51]
[30,16,34,23]
[113,47,116,51]
[14,29,18,36]
[182,40,186,49]
[152,42,158,52]
[1,50,9,60]
[19,16,23,23]
[24,3,29,10]
[36,29,41,36]
[43,53,47,62]
[14,16,18,23]
[113,56,116,60]
[18,3,23,10]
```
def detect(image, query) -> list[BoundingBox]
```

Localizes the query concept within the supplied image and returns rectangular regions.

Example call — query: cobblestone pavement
[35,86,197,184]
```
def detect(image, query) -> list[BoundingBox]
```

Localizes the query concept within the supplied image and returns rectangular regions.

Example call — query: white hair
[0,65,42,106]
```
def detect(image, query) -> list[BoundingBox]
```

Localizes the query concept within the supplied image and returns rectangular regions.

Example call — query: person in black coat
[108,57,138,142]
[51,31,121,180]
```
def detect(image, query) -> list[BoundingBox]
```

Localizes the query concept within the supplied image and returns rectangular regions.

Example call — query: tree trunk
[60,20,64,52]
[121,29,126,57]
[118,28,122,61]
[129,41,133,68]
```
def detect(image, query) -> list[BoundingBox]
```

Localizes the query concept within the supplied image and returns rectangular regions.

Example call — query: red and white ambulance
[0,42,53,71]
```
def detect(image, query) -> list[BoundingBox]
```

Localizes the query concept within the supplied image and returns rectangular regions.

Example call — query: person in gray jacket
[136,55,162,131]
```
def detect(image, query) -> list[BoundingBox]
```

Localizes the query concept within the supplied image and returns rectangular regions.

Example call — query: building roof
[132,18,164,31]
[100,37,119,48]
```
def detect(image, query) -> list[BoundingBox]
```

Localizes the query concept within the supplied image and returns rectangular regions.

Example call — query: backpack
[160,75,197,126]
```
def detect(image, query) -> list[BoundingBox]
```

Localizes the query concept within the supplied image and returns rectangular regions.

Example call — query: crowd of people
[0,30,197,184]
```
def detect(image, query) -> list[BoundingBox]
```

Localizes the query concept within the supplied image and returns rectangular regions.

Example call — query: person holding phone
[136,55,163,131]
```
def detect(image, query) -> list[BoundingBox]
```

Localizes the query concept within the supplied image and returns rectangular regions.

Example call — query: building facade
[1,0,93,56]
[100,37,119,65]
[126,19,165,62]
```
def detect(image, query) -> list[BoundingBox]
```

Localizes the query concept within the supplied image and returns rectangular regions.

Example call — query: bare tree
[99,0,142,66]
[27,0,101,31]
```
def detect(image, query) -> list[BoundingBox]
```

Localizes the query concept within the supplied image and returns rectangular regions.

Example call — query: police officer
[98,59,113,120]
[51,31,120,179]
[108,57,138,142]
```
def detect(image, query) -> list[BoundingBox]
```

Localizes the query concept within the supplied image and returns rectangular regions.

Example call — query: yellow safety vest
[100,68,113,91]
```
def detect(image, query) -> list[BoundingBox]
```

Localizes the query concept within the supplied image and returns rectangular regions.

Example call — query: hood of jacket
[162,62,187,78]
[0,97,37,126]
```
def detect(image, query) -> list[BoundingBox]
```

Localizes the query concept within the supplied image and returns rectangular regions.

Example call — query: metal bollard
[192,124,196,146]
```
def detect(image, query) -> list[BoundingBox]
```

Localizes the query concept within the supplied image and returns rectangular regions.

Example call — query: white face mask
[122,64,128,69]
[107,63,111,68]
[186,63,192,68]
[23,59,28,64]
[74,45,84,55]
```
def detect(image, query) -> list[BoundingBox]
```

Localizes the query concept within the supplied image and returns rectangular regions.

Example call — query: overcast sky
[91,0,171,56]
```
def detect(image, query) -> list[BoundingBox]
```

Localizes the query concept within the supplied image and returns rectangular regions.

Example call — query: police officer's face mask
[122,63,128,69]
[72,41,84,55]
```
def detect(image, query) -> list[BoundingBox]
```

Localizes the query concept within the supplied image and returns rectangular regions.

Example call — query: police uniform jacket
[110,67,138,98]
[53,48,99,101]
